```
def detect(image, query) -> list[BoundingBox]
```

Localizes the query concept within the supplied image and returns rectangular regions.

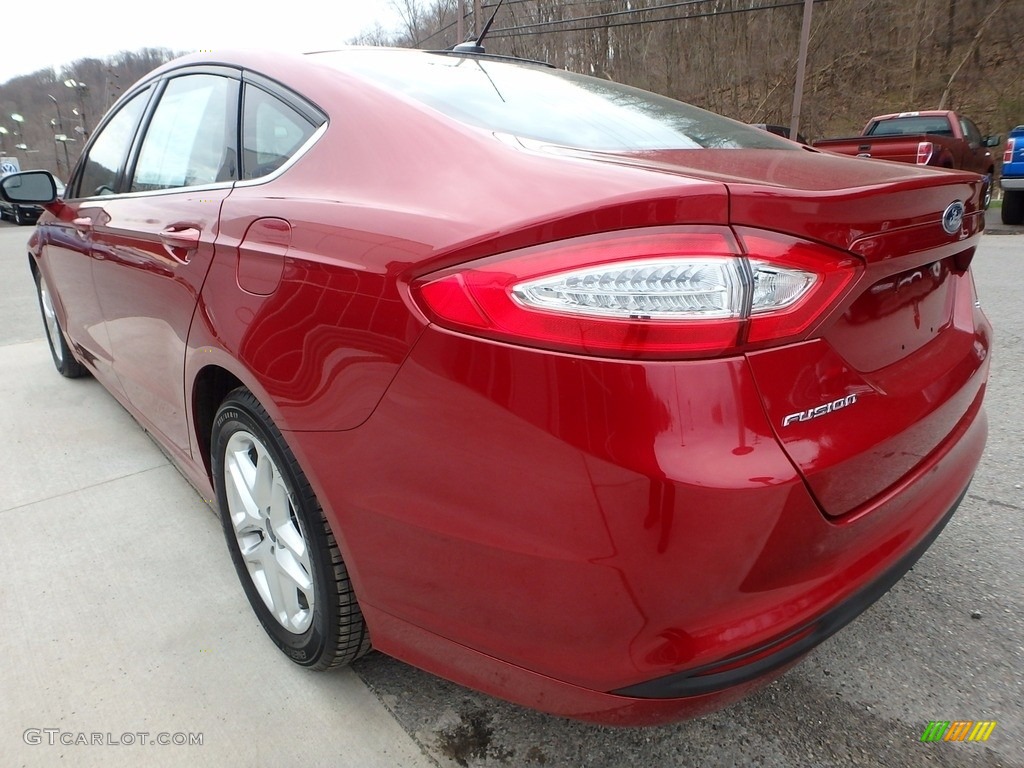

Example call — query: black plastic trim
[612,484,969,699]
[241,70,327,127]
[425,50,555,68]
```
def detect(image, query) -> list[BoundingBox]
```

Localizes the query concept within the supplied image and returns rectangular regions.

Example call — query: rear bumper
[615,481,969,699]
[287,324,987,725]
[357,464,976,726]
[1000,176,1024,190]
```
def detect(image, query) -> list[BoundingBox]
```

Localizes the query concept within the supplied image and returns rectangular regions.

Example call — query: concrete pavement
[0,226,435,767]
[985,205,1024,234]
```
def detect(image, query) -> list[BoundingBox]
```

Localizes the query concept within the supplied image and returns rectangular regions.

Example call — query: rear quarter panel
[185,62,730,435]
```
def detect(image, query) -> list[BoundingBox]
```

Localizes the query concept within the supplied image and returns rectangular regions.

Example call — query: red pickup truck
[813,111,999,205]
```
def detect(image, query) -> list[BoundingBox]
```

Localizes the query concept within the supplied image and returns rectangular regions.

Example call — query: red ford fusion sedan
[2,48,990,725]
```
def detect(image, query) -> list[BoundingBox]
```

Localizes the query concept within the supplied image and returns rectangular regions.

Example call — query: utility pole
[474,0,482,38]
[789,0,814,141]
[65,79,90,139]
[48,95,71,178]
[458,0,465,43]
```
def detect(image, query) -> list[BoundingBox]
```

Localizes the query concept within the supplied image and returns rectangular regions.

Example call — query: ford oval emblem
[942,200,964,235]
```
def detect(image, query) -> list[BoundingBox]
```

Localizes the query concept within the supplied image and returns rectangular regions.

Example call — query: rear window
[313,49,794,152]
[866,116,954,137]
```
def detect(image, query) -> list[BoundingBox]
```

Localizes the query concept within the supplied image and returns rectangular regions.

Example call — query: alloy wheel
[223,429,315,633]
[39,282,64,365]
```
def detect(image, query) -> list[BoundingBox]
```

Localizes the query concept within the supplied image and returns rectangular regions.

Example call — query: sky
[0,0,405,84]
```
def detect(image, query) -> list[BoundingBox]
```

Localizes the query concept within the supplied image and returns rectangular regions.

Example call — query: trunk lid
[720,150,989,518]
[591,147,990,518]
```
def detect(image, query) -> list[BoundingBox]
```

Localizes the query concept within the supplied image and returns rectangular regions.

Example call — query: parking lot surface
[1,220,1020,767]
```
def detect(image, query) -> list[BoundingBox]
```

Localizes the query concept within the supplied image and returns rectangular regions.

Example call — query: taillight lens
[1004,138,1016,164]
[512,258,748,320]
[916,141,934,165]
[413,226,860,359]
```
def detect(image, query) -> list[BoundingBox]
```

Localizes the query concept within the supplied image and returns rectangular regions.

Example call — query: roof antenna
[452,0,505,54]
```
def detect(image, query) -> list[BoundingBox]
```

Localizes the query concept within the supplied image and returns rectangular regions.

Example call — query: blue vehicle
[1002,125,1024,224]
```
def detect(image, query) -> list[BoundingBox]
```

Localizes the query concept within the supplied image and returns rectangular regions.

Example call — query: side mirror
[983,135,1002,148]
[0,171,58,204]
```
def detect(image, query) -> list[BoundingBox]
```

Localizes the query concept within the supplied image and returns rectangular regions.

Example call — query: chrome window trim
[73,179,237,202]
[70,121,327,202]
[235,121,328,188]
[70,63,329,203]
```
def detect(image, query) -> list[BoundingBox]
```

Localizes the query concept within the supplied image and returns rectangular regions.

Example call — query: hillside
[376,0,1024,143]
[0,49,177,180]
[2,1,1022,180]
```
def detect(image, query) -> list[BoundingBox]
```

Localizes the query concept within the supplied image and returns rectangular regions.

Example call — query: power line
[412,0,592,48]
[491,0,725,34]
[481,0,605,8]
[434,0,702,43]
[489,0,831,38]
[414,0,828,49]
[413,13,466,47]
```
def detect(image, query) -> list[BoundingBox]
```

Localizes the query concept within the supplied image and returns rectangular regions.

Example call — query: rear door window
[241,85,318,180]
[131,74,238,192]
[959,118,982,147]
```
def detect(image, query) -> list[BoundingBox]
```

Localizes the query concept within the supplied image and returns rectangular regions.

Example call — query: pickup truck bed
[813,111,998,207]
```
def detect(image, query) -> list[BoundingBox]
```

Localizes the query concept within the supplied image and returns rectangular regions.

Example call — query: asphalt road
[0,219,1021,768]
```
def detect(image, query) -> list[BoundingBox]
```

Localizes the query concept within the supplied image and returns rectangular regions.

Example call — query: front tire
[1002,189,1024,225]
[211,388,370,669]
[34,270,85,378]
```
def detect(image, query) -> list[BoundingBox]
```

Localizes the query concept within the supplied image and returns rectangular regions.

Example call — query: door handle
[159,227,201,249]
[72,217,93,232]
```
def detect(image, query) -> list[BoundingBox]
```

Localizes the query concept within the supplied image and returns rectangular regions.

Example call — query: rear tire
[34,270,86,378]
[1002,189,1024,225]
[211,388,371,670]
[982,170,994,210]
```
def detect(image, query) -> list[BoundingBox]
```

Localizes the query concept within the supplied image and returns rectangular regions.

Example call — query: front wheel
[34,270,85,378]
[211,388,371,669]
[1002,189,1024,225]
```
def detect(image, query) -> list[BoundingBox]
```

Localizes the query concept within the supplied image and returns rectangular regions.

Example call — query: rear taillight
[1004,138,1016,164]
[916,141,934,165]
[413,227,860,359]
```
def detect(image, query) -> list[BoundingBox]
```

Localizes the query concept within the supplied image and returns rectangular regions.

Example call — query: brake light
[1004,138,1015,164]
[916,141,934,165]
[413,227,860,359]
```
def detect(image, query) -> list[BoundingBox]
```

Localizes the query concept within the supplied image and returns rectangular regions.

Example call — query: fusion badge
[782,394,858,428]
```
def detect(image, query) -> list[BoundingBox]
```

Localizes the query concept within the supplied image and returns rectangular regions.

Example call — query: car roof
[869,110,953,121]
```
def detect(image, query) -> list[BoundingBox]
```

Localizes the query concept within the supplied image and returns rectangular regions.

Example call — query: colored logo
[920,720,996,742]
[942,200,965,235]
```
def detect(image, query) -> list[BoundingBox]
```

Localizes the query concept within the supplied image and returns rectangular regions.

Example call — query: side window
[241,85,317,180]
[131,74,237,192]
[960,118,982,147]
[76,89,150,198]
